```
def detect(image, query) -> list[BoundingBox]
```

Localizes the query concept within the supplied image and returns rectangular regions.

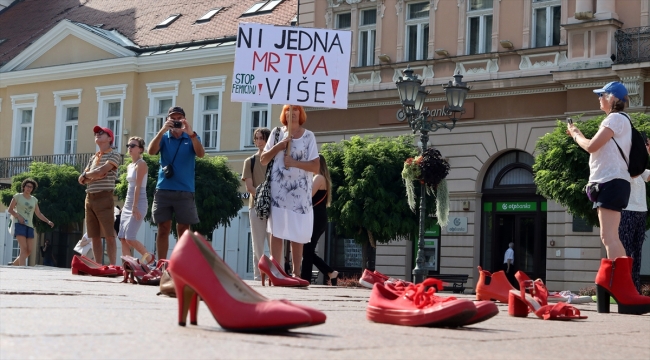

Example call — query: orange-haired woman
[260,105,320,282]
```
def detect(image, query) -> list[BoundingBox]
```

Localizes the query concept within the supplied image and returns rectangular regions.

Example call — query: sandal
[136,260,168,286]
[508,271,587,320]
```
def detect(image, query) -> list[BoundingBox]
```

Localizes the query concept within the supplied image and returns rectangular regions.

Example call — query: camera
[162,165,174,179]
[173,121,183,128]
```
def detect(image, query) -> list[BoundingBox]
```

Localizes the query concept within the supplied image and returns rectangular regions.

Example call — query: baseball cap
[168,106,185,117]
[593,81,628,101]
[93,125,114,144]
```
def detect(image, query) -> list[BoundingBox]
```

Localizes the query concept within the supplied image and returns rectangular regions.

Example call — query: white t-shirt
[624,169,649,212]
[504,248,514,264]
[588,112,632,184]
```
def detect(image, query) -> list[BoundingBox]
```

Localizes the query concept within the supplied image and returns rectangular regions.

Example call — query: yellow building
[0,0,297,276]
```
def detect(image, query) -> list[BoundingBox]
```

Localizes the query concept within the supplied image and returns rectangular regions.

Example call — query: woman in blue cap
[567,81,650,315]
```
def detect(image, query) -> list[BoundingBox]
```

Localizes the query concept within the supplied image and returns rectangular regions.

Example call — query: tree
[1,162,86,234]
[116,154,242,238]
[534,112,650,229]
[322,135,437,269]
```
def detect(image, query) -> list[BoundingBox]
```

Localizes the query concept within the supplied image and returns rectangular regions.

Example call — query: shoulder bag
[254,127,281,220]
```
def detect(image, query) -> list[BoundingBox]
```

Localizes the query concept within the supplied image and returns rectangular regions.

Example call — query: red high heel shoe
[76,255,124,274]
[120,255,151,284]
[169,231,316,331]
[508,271,586,320]
[258,255,307,287]
[367,278,477,327]
[595,257,650,315]
[71,255,121,277]
[269,256,310,287]
[475,266,515,303]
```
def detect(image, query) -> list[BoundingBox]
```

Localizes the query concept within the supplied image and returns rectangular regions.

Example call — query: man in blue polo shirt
[147,106,205,260]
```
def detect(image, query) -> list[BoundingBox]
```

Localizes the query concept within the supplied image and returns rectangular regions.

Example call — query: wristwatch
[190,131,198,139]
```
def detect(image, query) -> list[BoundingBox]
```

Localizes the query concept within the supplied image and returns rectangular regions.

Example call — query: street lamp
[396,66,470,284]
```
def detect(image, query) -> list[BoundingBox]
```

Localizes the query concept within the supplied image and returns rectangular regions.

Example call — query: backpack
[612,113,649,177]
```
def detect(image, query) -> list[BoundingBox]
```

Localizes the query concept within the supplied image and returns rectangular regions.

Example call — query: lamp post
[396,66,470,284]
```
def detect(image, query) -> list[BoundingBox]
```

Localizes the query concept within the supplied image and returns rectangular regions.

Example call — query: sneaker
[366,279,477,327]
[359,269,387,289]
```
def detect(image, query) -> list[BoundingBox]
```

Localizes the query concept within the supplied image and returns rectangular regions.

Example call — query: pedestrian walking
[503,242,516,287]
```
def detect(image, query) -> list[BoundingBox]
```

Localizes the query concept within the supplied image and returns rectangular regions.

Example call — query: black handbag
[254,127,281,220]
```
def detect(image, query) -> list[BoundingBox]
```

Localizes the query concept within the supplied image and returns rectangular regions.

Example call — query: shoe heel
[261,272,266,286]
[189,292,199,326]
[176,279,198,326]
[508,292,528,317]
[72,268,78,275]
[596,285,611,313]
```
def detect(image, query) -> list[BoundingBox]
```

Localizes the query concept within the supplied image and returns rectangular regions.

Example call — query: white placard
[231,23,351,109]
[447,217,468,233]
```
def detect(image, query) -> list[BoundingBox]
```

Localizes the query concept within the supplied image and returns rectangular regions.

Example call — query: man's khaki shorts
[85,191,115,238]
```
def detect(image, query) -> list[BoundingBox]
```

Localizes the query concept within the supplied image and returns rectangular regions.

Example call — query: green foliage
[0,162,86,233]
[116,154,242,238]
[322,135,436,247]
[534,112,650,229]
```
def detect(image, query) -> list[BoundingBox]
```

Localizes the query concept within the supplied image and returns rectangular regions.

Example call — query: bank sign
[496,201,537,212]
[231,23,352,109]
[447,217,468,233]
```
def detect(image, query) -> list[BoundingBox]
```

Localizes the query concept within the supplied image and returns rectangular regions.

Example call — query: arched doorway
[481,151,547,282]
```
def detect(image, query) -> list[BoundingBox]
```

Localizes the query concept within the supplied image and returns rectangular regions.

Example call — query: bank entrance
[481,151,547,282]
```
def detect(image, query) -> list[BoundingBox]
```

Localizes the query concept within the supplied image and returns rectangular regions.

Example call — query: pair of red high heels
[168,231,325,331]
[121,255,166,285]
[71,255,123,277]
[508,272,587,320]
[367,278,499,327]
[258,254,309,287]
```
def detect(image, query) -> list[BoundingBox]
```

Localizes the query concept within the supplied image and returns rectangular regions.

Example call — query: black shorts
[594,178,631,212]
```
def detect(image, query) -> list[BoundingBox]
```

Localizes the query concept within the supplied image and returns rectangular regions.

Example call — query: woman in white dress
[261,105,320,277]
[119,137,153,264]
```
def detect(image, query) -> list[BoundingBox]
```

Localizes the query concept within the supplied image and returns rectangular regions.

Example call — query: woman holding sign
[260,105,320,286]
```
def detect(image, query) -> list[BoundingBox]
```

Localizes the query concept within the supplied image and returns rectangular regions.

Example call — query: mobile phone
[566,117,573,125]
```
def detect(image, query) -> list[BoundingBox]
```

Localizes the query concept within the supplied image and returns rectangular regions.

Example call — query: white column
[595,0,618,20]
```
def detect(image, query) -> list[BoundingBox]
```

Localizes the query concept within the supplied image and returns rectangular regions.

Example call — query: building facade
[0,0,297,276]
[298,0,650,291]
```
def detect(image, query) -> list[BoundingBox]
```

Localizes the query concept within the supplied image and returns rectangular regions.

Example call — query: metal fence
[614,26,650,64]
[0,153,96,179]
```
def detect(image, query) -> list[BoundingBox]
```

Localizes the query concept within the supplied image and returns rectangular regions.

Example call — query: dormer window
[156,14,181,28]
[242,0,283,16]
[197,8,222,23]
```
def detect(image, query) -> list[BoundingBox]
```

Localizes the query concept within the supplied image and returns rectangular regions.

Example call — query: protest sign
[231,23,351,109]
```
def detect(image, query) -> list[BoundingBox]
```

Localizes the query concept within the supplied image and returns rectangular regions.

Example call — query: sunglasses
[598,93,608,98]
[95,130,106,135]
[126,144,139,149]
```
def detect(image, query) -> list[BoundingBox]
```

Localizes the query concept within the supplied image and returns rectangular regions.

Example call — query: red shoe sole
[464,301,499,326]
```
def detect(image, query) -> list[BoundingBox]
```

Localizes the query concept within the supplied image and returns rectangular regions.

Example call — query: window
[336,12,351,29]
[146,99,172,145]
[146,81,179,145]
[19,109,33,156]
[96,84,127,151]
[406,2,429,61]
[245,103,269,147]
[358,9,377,66]
[467,0,493,55]
[201,95,220,150]
[197,8,222,23]
[572,216,593,232]
[63,107,78,154]
[532,0,561,47]
[156,14,181,28]
[105,102,121,149]
[243,0,283,16]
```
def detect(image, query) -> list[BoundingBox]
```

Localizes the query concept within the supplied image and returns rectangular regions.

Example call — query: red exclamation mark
[331,79,339,104]
[258,83,263,95]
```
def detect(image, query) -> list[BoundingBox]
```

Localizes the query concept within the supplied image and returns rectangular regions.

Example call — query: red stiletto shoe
[136,260,168,286]
[258,255,307,287]
[169,231,316,331]
[77,255,124,275]
[508,271,586,320]
[475,266,515,303]
[71,255,121,277]
[120,255,150,284]
[269,256,310,287]
[367,279,477,327]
